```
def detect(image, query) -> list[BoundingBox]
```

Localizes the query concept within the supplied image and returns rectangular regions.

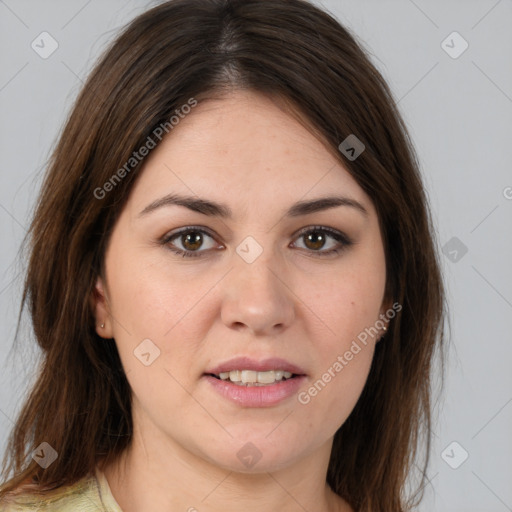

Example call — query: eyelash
[161,225,353,259]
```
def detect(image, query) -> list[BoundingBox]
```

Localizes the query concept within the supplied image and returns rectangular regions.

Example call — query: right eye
[162,227,222,258]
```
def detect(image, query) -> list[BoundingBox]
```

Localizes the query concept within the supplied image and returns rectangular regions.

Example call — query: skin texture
[93,90,390,512]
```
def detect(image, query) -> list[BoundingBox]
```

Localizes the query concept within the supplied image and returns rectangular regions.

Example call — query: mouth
[203,357,307,406]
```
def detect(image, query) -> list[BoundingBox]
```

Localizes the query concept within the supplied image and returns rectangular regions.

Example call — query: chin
[196,436,308,474]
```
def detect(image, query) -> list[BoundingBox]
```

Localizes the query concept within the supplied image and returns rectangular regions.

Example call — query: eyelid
[160,225,221,248]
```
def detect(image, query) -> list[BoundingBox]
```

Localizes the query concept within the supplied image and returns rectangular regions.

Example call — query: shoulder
[0,471,112,511]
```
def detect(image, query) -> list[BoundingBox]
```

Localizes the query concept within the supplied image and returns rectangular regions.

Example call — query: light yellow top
[0,468,123,511]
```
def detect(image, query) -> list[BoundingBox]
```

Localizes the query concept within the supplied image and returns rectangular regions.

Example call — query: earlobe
[91,277,114,339]
[378,324,388,342]
[377,298,394,342]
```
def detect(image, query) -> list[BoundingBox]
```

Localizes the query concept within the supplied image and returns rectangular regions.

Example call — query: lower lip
[204,375,306,407]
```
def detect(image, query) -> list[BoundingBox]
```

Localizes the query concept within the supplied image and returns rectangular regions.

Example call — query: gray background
[1,1,511,510]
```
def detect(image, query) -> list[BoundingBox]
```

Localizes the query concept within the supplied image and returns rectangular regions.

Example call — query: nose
[220,249,296,337]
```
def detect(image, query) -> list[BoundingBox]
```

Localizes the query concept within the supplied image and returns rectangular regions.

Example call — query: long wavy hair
[0,1,447,510]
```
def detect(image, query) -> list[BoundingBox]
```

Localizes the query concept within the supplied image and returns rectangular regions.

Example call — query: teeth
[241,370,258,383]
[255,370,275,384]
[229,370,241,382]
[216,369,295,385]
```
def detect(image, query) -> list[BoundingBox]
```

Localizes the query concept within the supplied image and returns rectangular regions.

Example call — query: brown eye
[180,231,204,251]
[163,228,218,257]
[292,226,352,257]
[303,231,327,251]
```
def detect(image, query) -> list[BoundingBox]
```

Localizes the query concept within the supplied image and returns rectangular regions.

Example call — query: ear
[90,276,114,339]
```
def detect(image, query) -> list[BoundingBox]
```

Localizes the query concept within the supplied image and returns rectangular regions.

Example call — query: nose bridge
[220,239,295,335]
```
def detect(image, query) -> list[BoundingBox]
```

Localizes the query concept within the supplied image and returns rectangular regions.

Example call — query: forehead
[128,90,374,220]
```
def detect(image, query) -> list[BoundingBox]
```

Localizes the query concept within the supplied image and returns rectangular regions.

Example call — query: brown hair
[0,0,447,510]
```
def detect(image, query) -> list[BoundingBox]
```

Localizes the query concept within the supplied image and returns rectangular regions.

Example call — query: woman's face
[94,90,390,473]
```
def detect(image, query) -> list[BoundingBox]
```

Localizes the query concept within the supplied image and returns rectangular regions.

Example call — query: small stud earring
[100,323,105,328]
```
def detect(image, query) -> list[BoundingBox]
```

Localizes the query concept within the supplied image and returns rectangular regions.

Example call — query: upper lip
[206,356,307,376]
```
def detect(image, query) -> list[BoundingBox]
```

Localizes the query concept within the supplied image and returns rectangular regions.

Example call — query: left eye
[292,228,345,252]
[162,226,351,258]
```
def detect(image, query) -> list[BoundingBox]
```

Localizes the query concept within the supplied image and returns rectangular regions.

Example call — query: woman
[0,0,447,510]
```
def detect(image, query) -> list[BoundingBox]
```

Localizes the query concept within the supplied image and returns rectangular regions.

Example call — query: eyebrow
[138,193,368,219]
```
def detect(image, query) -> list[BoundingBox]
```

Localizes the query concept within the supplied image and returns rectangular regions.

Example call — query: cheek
[104,248,219,385]
[297,313,376,439]
[106,245,207,335]
[304,263,385,348]
[295,263,384,426]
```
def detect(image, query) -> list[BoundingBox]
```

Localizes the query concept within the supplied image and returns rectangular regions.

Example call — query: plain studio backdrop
[0,1,511,510]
